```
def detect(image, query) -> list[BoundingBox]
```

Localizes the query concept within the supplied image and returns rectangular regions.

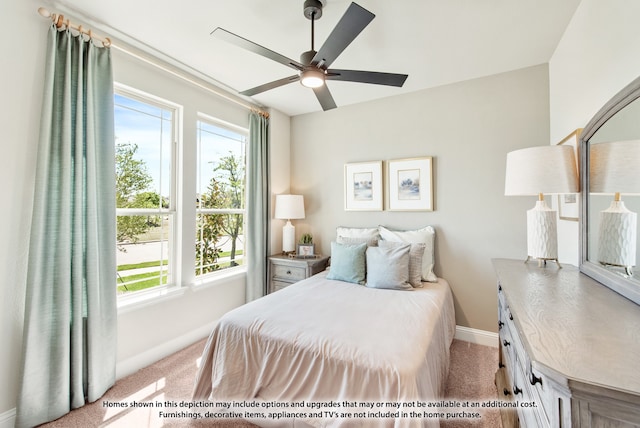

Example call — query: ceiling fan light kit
[212,1,408,111]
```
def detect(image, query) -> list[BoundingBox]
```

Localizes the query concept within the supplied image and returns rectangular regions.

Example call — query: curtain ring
[103,37,112,48]
[55,14,64,28]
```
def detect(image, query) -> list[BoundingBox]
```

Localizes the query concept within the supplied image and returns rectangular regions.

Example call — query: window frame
[195,113,249,281]
[114,83,181,304]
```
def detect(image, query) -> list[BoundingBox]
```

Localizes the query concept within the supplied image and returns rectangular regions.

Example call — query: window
[195,117,247,278]
[114,86,177,296]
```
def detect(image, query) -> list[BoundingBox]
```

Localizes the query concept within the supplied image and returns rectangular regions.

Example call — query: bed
[192,226,456,428]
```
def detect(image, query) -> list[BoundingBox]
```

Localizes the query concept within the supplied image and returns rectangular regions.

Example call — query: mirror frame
[580,75,640,305]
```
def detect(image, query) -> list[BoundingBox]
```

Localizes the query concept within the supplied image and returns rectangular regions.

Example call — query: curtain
[246,111,270,301]
[16,25,117,428]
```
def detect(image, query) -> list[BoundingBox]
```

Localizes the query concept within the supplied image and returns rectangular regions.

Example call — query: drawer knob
[503,339,511,347]
[498,362,505,369]
[498,321,504,329]
[529,372,543,386]
[503,388,511,396]
[509,312,514,321]
[286,270,292,275]
[513,385,522,395]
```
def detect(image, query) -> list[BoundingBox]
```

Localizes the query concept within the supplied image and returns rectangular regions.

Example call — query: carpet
[40,338,501,427]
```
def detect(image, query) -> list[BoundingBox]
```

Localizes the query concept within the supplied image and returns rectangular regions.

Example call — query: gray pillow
[378,240,425,287]
[326,241,367,284]
[365,244,412,290]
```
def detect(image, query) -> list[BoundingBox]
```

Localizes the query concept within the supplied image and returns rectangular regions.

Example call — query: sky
[114,93,247,203]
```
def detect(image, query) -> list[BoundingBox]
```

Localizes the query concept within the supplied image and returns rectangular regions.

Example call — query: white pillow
[336,226,380,241]
[379,225,437,282]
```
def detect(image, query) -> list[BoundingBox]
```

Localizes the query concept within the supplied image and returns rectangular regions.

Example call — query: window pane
[115,89,175,295]
[195,213,245,276]
[116,215,171,294]
[115,94,173,209]
[196,119,247,278]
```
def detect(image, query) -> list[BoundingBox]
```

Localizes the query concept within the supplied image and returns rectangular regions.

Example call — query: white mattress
[192,271,456,427]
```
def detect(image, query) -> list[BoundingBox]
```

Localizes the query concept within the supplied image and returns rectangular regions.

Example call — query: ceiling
[52,0,581,116]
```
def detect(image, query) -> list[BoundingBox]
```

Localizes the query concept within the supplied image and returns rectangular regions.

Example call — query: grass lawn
[117,250,244,293]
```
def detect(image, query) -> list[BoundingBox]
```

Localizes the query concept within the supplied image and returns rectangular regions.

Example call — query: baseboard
[455,325,498,348]
[116,320,217,380]
[0,407,15,428]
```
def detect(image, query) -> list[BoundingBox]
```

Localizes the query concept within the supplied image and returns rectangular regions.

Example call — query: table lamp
[275,194,305,254]
[590,140,640,275]
[505,145,578,267]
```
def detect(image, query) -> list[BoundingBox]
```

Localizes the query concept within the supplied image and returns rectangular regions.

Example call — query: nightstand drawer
[271,280,291,292]
[273,264,306,281]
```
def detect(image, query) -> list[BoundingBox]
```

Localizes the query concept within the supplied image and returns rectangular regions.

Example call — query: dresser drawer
[272,263,306,281]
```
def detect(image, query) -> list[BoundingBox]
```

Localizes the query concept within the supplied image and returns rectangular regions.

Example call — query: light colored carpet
[40,338,502,427]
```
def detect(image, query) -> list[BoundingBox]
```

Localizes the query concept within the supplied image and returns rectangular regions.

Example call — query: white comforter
[192,271,456,427]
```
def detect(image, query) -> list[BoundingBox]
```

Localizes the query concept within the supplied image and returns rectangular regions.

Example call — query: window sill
[191,266,246,291]
[116,267,247,315]
[117,285,187,315]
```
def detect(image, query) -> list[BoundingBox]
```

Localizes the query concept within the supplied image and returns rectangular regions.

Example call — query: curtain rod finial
[37,7,52,18]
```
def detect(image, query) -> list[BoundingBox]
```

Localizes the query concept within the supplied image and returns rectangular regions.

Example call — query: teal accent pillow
[326,241,367,284]
[365,244,412,290]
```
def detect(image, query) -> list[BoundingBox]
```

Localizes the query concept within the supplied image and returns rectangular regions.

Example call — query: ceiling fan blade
[240,75,301,96]
[326,69,408,87]
[313,85,337,111]
[212,27,304,71]
[311,3,375,68]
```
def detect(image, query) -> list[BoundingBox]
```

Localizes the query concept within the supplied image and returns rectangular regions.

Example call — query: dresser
[268,254,330,293]
[493,258,640,428]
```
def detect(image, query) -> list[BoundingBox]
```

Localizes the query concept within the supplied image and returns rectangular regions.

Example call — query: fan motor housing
[303,0,324,20]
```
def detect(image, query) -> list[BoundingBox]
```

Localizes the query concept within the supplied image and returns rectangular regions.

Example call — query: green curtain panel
[16,25,117,427]
[246,111,270,301]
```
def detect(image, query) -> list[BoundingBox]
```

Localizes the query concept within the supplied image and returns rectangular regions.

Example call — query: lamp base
[282,220,296,254]
[525,255,562,268]
[526,200,559,262]
[597,200,636,271]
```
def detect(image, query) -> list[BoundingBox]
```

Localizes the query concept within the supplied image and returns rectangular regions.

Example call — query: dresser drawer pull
[529,372,543,386]
[509,312,514,321]
[498,321,504,329]
[503,388,511,396]
[498,362,505,369]
[513,385,522,395]
[503,339,511,347]
[498,284,502,291]
[286,270,292,275]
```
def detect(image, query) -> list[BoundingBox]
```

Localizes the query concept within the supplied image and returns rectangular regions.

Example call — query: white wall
[551,0,640,264]
[290,64,550,332]
[0,1,290,424]
[0,0,47,423]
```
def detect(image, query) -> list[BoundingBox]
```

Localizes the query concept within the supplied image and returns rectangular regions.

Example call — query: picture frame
[556,129,582,222]
[387,157,434,211]
[344,161,383,211]
[296,244,315,258]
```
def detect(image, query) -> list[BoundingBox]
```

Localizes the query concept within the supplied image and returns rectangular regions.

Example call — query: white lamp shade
[590,140,640,194]
[505,145,578,196]
[275,194,305,220]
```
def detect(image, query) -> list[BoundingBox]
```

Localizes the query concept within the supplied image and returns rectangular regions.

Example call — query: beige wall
[290,65,550,332]
[550,0,640,265]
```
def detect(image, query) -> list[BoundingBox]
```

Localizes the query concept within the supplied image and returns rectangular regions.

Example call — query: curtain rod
[36,7,268,117]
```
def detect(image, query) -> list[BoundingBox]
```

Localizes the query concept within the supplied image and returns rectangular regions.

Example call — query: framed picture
[344,161,383,211]
[296,244,315,258]
[387,157,434,211]
[556,128,582,222]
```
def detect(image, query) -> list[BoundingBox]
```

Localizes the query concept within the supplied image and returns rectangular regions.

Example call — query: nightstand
[268,254,330,293]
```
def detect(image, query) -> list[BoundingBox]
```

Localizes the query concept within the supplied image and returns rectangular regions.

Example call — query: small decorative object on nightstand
[268,254,329,293]
[297,233,315,258]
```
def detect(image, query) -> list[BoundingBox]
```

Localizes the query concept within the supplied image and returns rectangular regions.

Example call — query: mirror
[581,76,640,305]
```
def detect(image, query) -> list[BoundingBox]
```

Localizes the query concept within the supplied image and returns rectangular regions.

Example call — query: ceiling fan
[211,0,409,111]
